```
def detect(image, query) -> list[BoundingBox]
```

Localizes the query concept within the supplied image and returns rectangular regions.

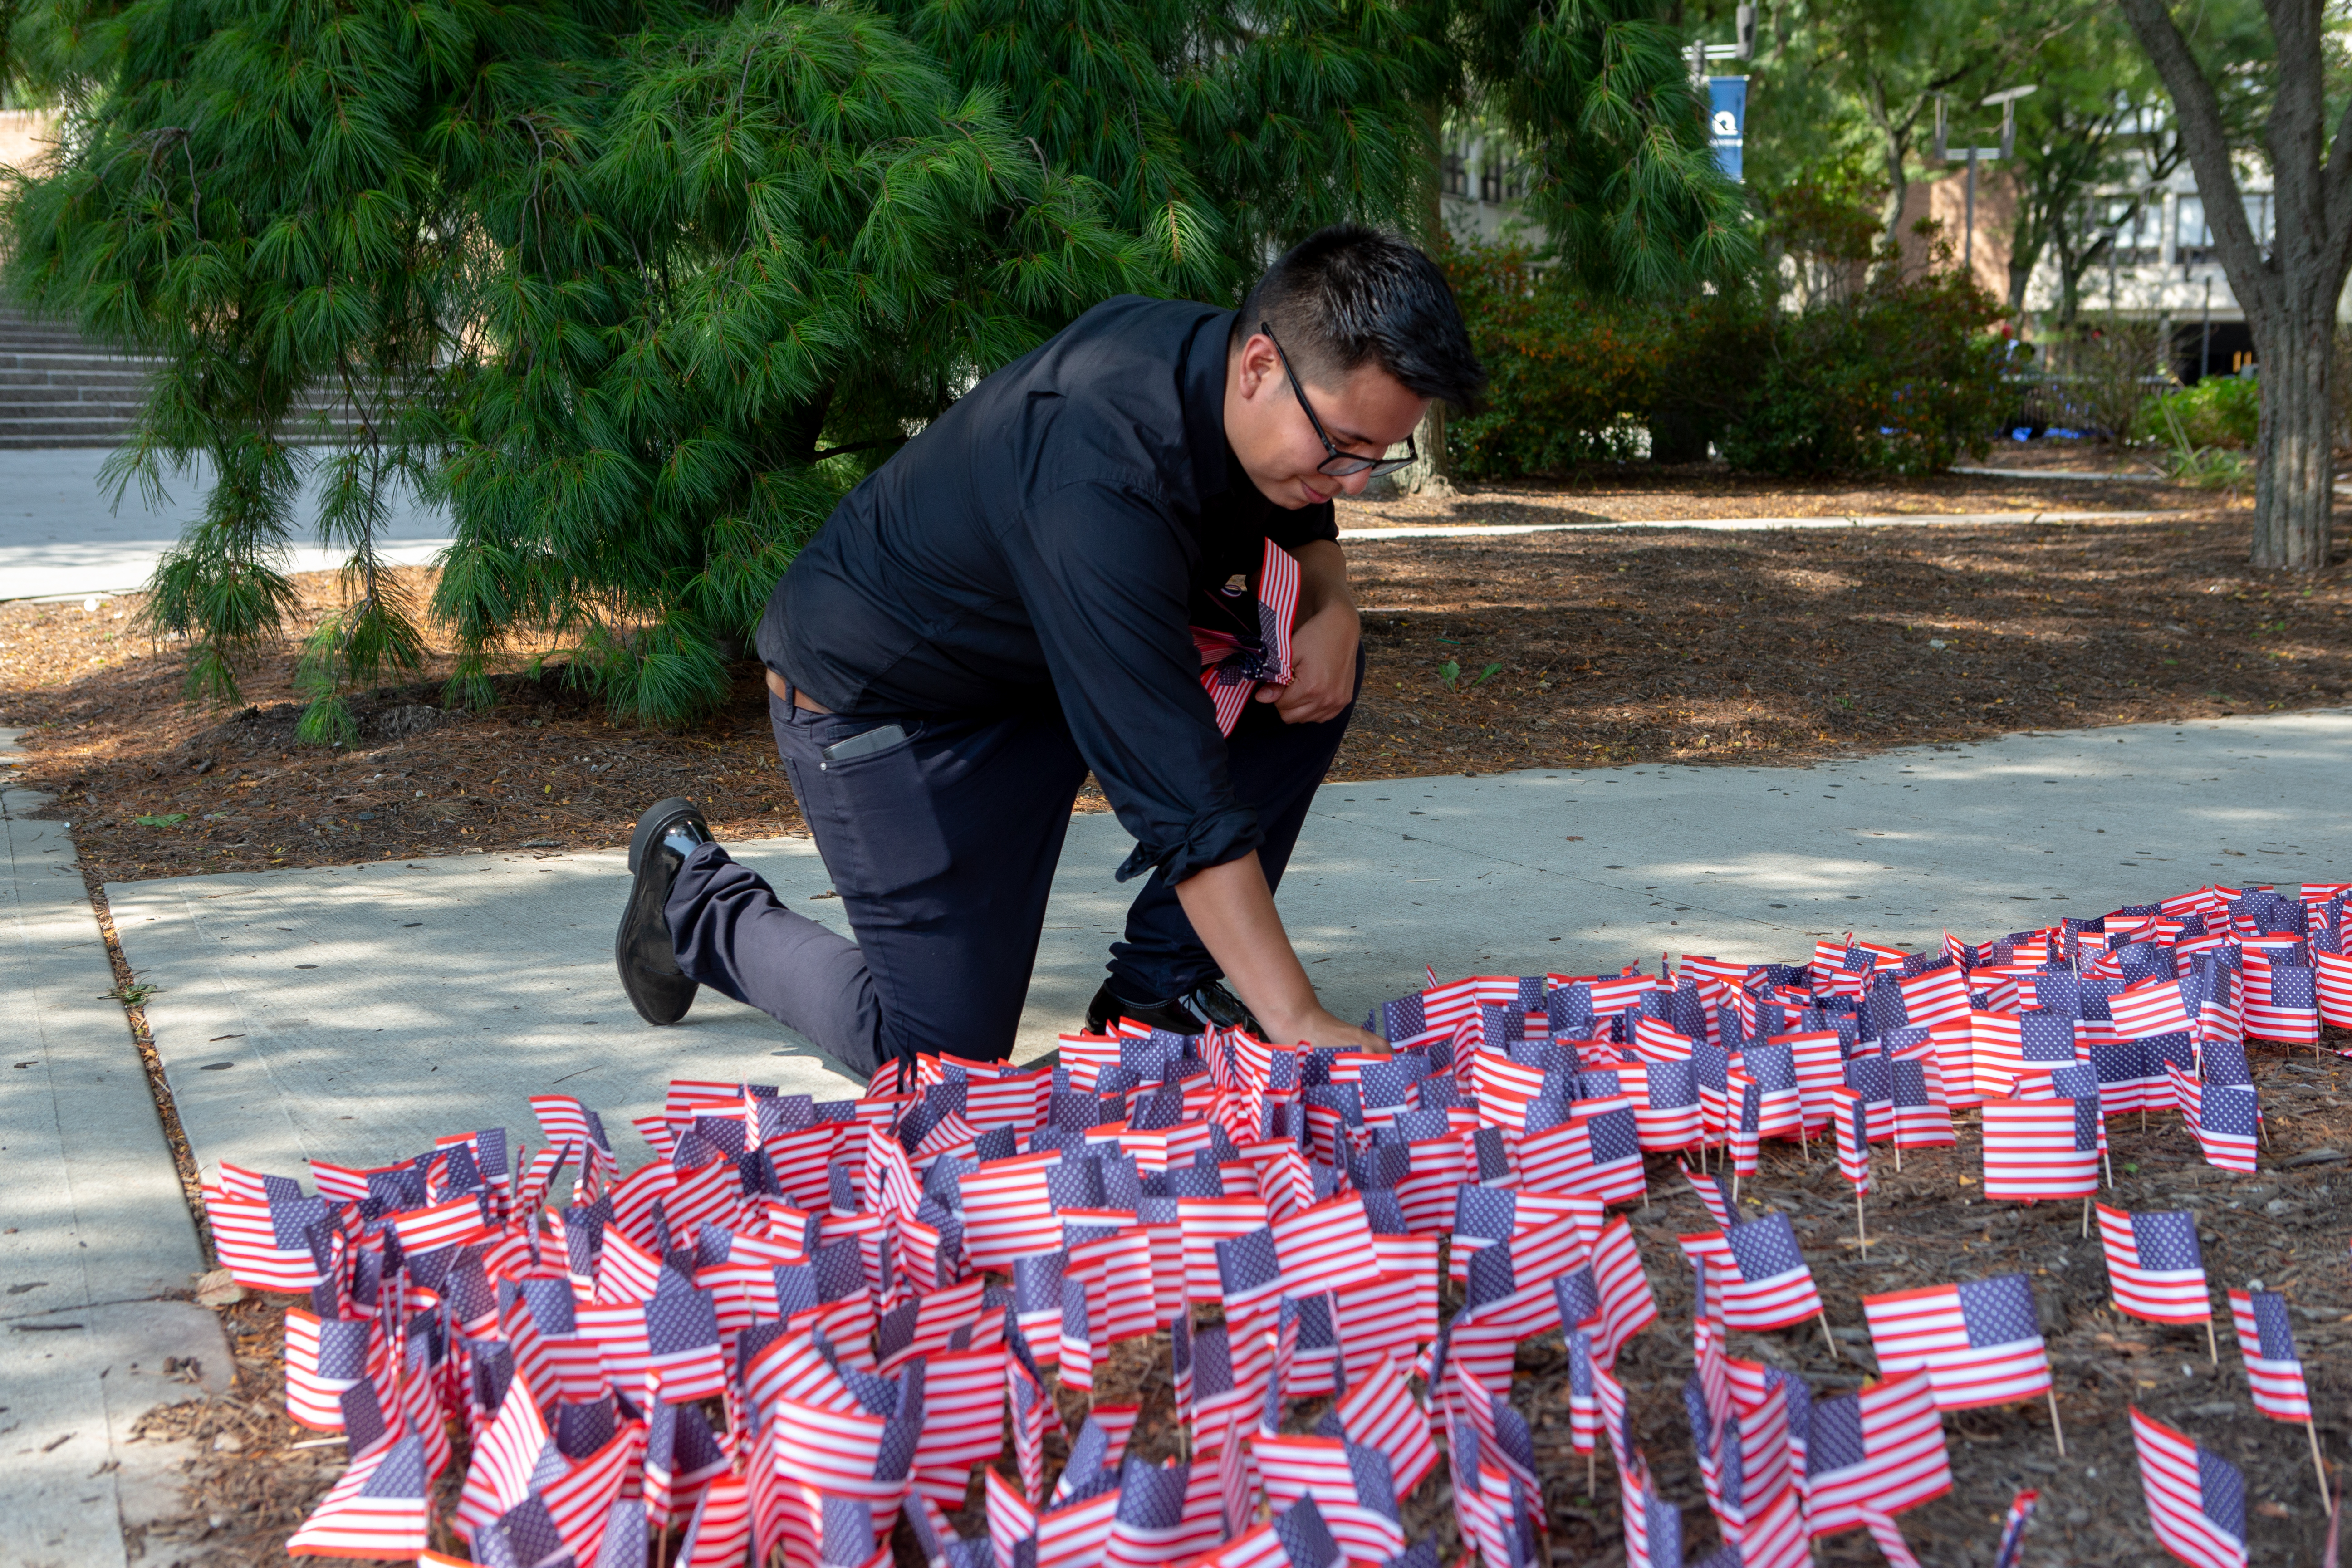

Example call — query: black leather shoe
[618,797,711,1026]
[1084,977,1265,1038]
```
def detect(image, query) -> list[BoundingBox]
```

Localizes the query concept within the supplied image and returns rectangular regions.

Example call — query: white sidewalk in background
[0,731,229,1567]
[1336,508,2164,541]
[107,709,2352,1186]
[0,449,449,600]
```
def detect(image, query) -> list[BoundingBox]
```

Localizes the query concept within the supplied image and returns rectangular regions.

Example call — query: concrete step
[0,368,155,391]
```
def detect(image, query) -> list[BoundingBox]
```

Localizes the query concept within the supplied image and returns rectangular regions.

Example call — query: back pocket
[813,723,952,897]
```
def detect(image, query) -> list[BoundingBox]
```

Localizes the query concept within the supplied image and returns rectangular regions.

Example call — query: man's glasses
[1262,322,1420,479]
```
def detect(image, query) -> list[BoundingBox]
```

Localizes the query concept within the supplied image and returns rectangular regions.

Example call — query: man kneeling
[615,225,1484,1080]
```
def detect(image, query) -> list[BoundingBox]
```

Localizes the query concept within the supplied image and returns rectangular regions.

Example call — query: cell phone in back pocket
[820,723,909,763]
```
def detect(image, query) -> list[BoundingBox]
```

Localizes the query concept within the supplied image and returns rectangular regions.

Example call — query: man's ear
[1233,332,1279,398]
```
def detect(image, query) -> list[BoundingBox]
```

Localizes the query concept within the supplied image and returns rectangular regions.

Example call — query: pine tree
[4,0,1746,730]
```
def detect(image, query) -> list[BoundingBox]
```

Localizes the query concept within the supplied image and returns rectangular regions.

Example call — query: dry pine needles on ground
[2,503,2340,888]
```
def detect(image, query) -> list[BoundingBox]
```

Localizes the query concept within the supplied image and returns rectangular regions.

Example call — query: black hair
[1231,224,1486,409]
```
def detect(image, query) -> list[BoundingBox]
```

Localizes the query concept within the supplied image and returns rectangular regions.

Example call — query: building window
[1442,147,1468,199]
[2176,195,2210,263]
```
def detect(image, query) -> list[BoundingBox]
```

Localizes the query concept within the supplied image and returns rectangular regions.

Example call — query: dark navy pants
[665,662,1358,1078]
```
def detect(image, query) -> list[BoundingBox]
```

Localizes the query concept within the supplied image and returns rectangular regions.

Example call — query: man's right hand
[1261,1003,1390,1058]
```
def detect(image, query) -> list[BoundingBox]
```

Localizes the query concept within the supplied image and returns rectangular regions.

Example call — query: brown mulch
[5,500,2338,887]
[125,1043,2350,1565]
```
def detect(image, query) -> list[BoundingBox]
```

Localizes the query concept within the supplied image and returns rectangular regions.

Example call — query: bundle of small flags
[204,876,2331,1564]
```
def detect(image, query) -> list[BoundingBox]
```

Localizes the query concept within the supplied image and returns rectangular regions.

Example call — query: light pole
[1934,84,2038,276]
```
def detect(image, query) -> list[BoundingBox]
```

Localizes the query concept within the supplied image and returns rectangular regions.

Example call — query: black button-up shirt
[757,295,1339,885]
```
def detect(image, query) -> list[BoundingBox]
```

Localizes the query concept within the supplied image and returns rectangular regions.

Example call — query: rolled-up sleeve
[1005,478,1259,884]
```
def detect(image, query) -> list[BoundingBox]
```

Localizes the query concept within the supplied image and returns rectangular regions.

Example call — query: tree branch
[2116,0,2274,317]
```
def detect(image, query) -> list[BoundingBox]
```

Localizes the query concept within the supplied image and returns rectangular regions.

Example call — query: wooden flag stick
[1817,1311,1840,1360]
[2102,1147,2114,1190]
[1588,1451,1597,1496]
[2046,1390,2067,1457]
[1855,1187,1869,1258]
[2204,1317,2219,1366]
[1893,1140,1902,1173]
[2308,1420,2331,1504]
[2081,1195,2092,1239]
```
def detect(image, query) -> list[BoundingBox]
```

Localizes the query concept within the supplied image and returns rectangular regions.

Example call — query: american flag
[2315,948,2352,1029]
[1517,1098,1646,1205]
[1193,1498,1345,1568]
[1181,1196,1273,1304]
[1102,1458,1217,1568]
[2226,1289,2312,1422]
[1269,1196,1383,1297]
[1253,1437,1406,1562]
[1196,538,1299,732]
[1862,1507,1925,1568]
[1680,1163,1734,1230]
[1216,1227,1287,1325]
[1979,1097,2099,1202]
[2245,960,2322,1043]
[204,1182,331,1292]
[1726,1067,1762,1178]
[1332,1352,1438,1495]
[2168,1067,2261,1173]
[2112,977,2196,1040]
[1679,1213,1823,1331]
[455,1370,554,1538]
[642,1394,730,1529]
[1632,1014,1695,1062]
[1862,1274,2052,1410]
[284,1311,374,1431]
[2087,1034,2161,1118]
[2095,1206,2211,1325]
[1896,964,1971,1030]
[1803,1371,1951,1537]
[1993,1489,2038,1568]
[1889,1049,1956,1149]
[286,1432,430,1557]
[768,1397,900,1499]
[1741,1042,1807,1142]
[2130,1406,2249,1568]
[1626,1058,1704,1150]
[1842,1054,1894,1142]
[1829,1085,1871,1194]
[988,1464,1039,1563]
[1037,1480,1121,1568]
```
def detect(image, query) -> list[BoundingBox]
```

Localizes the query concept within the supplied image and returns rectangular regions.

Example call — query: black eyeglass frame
[1260,321,1420,479]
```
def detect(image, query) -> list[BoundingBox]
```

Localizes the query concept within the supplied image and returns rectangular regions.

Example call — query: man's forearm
[1173,851,1382,1052]
[1291,538,1356,624]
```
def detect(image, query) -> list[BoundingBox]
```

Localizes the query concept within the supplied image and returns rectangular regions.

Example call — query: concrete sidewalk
[0,449,448,601]
[106,708,2352,1186]
[0,736,229,1566]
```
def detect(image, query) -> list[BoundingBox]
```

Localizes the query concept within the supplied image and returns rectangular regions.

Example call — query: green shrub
[2150,376,2260,450]
[1442,239,2007,479]
[1441,243,1670,479]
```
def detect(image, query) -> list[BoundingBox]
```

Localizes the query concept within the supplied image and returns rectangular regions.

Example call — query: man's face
[1224,329,1430,509]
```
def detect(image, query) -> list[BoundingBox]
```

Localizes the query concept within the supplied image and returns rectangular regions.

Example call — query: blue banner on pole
[1708,77,1748,182]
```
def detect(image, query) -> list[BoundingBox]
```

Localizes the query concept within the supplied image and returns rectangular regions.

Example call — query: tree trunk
[2250,306,2336,570]
[2121,0,2352,574]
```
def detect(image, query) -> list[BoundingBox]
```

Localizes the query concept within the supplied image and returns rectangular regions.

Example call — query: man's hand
[1259,1002,1391,1057]
[1260,599,1360,724]
[1256,538,1359,725]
